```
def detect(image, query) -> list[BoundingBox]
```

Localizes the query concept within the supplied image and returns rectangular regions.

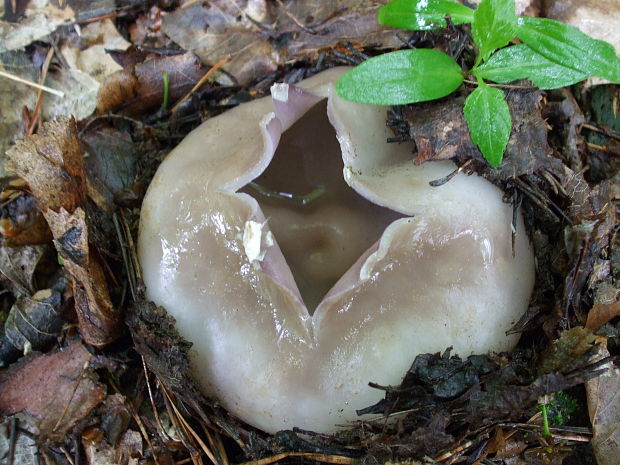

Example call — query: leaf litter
[0,1,619,465]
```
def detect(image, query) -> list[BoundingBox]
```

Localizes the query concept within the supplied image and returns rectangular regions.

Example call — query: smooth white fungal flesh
[138,67,535,434]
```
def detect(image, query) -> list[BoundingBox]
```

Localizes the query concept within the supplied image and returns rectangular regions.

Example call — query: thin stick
[108,376,162,465]
[434,440,474,462]
[59,446,76,465]
[7,418,17,465]
[160,384,221,465]
[464,78,535,89]
[586,141,620,155]
[27,47,55,135]
[275,0,317,34]
[171,56,231,114]
[142,356,169,440]
[239,452,354,465]
[0,70,64,97]
[52,354,93,432]
[581,122,620,140]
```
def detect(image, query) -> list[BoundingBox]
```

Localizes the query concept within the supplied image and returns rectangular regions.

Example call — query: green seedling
[538,391,578,438]
[336,0,620,168]
[161,71,170,111]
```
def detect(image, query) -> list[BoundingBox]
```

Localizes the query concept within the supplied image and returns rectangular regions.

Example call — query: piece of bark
[404,87,551,179]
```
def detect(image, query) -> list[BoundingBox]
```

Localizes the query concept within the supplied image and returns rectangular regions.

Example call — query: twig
[463,78,536,90]
[275,0,317,34]
[586,141,620,155]
[160,383,221,465]
[160,385,200,465]
[239,452,354,465]
[171,56,232,114]
[113,212,138,300]
[79,114,145,137]
[26,47,55,135]
[514,177,573,225]
[7,417,17,465]
[108,376,162,465]
[581,122,620,140]
[434,440,475,462]
[120,208,141,284]
[429,159,473,187]
[52,354,93,433]
[0,70,64,97]
[142,356,170,440]
[59,446,76,465]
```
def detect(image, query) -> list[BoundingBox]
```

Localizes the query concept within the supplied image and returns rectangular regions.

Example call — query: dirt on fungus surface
[0,2,619,465]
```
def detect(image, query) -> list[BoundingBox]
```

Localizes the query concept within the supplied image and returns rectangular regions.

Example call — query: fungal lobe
[138,67,535,433]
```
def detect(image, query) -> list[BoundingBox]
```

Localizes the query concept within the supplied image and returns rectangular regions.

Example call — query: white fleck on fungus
[138,67,536,434]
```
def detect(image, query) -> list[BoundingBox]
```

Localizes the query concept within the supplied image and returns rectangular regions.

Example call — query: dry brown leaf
[0,0,75,53]
[46,208,120,346]
[586,344,620,465]
[0,52,39,173]
[538,326,596,375]
[5,117,121,347]
[96,53,205,115]
[162,0,401,86]
[0,342,106,440]
[83,429,144,465]
[0,244,49,297]
[0,182,52,246]
[586,300,620,331]
[5,117,86,212]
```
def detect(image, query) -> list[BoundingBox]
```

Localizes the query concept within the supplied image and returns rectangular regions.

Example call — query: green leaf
[474,44,588,89]
[378,0,474,31]
[517,17,620,82]
[336,49,464,105]
[472,0,517,63]
[463,81,512,168]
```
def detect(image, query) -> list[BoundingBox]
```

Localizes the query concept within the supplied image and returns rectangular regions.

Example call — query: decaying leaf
[586,300,620,332]
[5,117,86,212]
[586,344,620,465]
[82,429,144,465]
[99,394,132,446]
[0,342,106,440]
[0,51,39,173]
[35,19,133,121]
[0,0,75,53]
[4,289,65,357]
[81,126,137,211]
[162,0,401,85]
[0,180,52,246]
[538,327,597,375]
[46,207,119,346]
[96,52,205,115]
[561,178,616,317]
[6,117,121,346]
[0,244,49,297]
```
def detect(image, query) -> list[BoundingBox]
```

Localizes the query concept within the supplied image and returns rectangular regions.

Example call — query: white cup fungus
[138,67,535,434]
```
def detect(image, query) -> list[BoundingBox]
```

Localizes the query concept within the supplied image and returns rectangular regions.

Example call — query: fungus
[138,67,535,434]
